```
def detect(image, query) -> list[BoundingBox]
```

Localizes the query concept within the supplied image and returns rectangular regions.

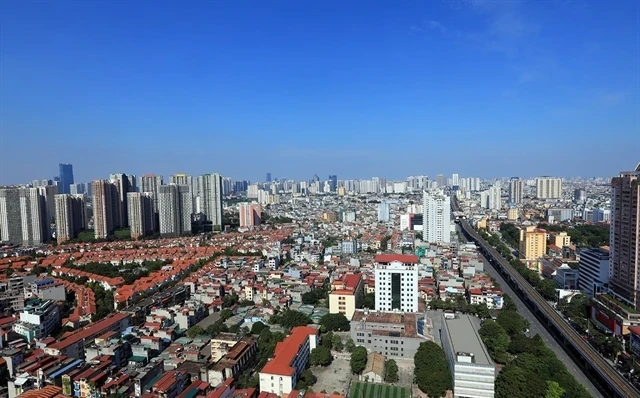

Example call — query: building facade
[423,189,451,244]
[609,164,640,310]
[199,173,223,228]
[92,180,116,239]
[536,177,563,199]
[374,254,419,312]
[239,203,262,228]
[508,177,523,204]
[158,184,192,237]
[329,274,364,320]
[351,310,427,359]
[127,192,155,239]
[59,163,74,195]
[519,226,547,261]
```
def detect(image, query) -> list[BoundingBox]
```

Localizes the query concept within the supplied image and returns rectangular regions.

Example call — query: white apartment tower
[127,192,155,239]
[139,174,163,213]
[509,177,523,204]
[374,254,419,312]
[0,188,49,246]
[488,184,502,210]
[158,184,192,237]
[423,189,451,244]
[198,173,223,228]
[55,194,74,243]
[536,177,562,199]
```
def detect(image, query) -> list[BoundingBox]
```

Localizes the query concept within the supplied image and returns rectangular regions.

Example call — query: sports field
[349,381,411,398]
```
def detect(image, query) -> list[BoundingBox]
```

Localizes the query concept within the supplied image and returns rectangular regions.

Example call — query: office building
[436,174,446,188]
[0,188,49,246]
[377,202,390,222]
[239,203,262,228]
[54,194,87,243]
[578,248,610,297]
[266,172,272,182]
[452,173,459,188]
[374,254,419,312]
[518,226,547,261]
[441,314,495,398]
[139,174,163,212]
[328,175,337,192]
[351,310,427,359]
[574,189,586,203]
[593,208,611,223]
[59,163,74,194]
[547,208,573,223]
[92,180,117,239]
[158,184,192,237]
[609,164,640,309]
[423,189,451,244]
[69,183,85,195]
[127,192,155,239]
[199,173,223,228]
[109,173,134,228]
[536,177,562,199]
[259,326,318,395]
[329,274,364,320]
[509,177,523,204]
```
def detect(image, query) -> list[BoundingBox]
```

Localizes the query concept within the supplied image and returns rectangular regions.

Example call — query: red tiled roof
[343,274,361,290]
[48,313,129,351]
[375,254,418,263]
[260,326,317,376]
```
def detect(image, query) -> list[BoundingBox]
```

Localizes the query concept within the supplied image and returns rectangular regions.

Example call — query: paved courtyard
[313,358,352,395]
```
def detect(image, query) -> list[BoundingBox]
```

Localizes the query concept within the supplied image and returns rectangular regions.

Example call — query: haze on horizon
[0,0,639,184]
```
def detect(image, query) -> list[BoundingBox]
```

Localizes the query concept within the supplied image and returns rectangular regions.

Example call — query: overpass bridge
[453,199,639,398]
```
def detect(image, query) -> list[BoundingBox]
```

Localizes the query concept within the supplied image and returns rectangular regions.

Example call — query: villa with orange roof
[258,326,318,396]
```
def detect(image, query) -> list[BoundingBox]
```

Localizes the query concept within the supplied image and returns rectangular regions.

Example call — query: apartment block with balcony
[518,226,547,261]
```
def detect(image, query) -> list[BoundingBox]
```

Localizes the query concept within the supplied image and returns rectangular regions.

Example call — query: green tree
[251,321,268,335]
[310,346,333,367]
[319,313,350,332]
[503,294,518,311]
[479,320,510,363]
[384,359,399,383]
[186,325,205,338]
[331,334,343,352]
[345,338,356,352]
[302,291,319,305]
[219,308,234,321]
[496,310,529,336]
[358,292,375,309]
[296,369,317,390]
[545,381,564,398]
[495,367,547,398]
[537,279,557,301]
[229,324,241,334]
[414,342,452,398]
[269,310,312,328]
[350,346,368,374]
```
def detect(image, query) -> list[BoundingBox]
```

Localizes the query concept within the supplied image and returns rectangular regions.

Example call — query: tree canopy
[319,313,350,332]
[269,310,312,329]
[384,359,399,383]
[350,346,368,374]
[310,346,333,367]
[414,342,452,398]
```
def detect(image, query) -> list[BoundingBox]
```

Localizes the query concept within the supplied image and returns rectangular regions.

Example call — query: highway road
[458,226,603,397]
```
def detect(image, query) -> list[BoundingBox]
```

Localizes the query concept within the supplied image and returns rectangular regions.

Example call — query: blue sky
[1,0,638,184]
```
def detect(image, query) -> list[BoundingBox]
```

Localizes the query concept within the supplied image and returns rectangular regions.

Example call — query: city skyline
[1,0,638,184]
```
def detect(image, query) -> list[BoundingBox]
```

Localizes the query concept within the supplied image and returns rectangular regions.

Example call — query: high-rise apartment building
[140,174,163,213]
[609,164,640,309]
[92,180,116,239]
[58,163,74,195]
[109,174,134,228]
[170,174,197,210]
[509,177,523,204]
[452,173,459,187]
[198,173,223,228]
[578,248,610,297]
[0,188,49,246]
[239,203,262,228]
[37,185,58,223]
[127,192,155,239]
[374,254,419,312]
[488,184,502,210]
[158,184,192,237]
[574,189,586,203]
[536,177,562,199]
[423,189,451,244]
[69,183,85,195]
[377,202,390,222]
[435,174,446,188]
[518,226,547,261]
[54,194,87,243]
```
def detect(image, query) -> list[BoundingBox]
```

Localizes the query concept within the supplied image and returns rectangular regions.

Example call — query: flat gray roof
[443,314,492,365]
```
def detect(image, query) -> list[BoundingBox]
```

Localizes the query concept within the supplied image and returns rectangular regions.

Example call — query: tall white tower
[423,189,451,244]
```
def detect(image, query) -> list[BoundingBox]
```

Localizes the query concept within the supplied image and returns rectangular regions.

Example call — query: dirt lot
[395,358,415,387]
[312,358,353,395]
